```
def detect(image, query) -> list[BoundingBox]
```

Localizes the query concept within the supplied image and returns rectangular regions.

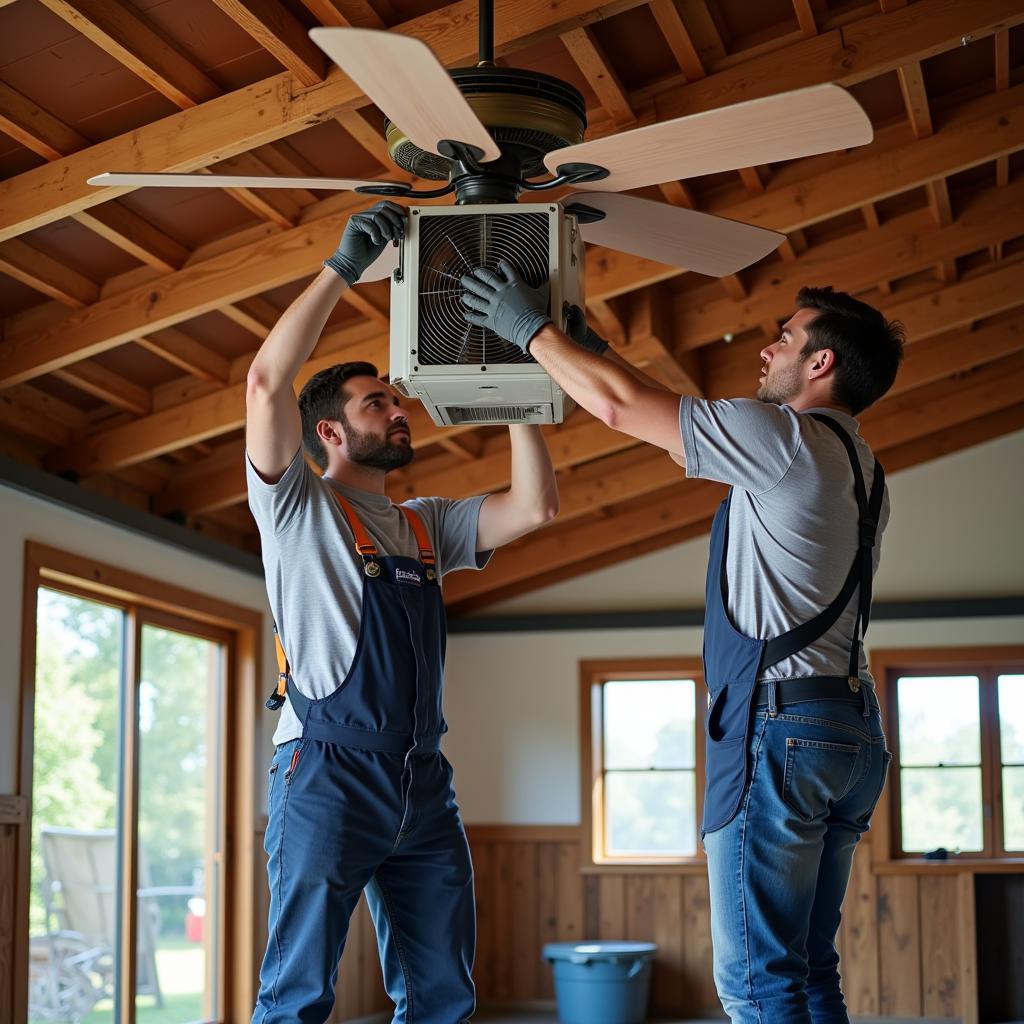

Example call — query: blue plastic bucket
[543,941,657,1024]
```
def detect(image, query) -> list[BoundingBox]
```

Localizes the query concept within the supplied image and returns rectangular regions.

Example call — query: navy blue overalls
[701,414,886,835]
[254,492,476,1024]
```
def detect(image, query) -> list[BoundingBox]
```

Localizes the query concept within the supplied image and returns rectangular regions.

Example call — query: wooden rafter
[210,0,327,86]
[648,0,706,81]
[0,81,88,161]
[4,0,1022,243]
[36,0,221,109]
[561,27,636,126]
[299,0,387,30]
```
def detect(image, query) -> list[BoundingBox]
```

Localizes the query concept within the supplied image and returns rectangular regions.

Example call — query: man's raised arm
[245,201,406,483]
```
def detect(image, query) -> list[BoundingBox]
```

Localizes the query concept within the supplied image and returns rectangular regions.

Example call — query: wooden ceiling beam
[210,0,326,86]
[72,202,191,273]
[679,174,1024,352]
[792,0,818,37]
[52,362,151,416]
[36,0,221,109]
[298,0,387,30]
[0,238,98,307]
[649,0,1023,122]
[561,27,636,127]
[621,287,703,395]
[897,60,933,139]
[135,329,231,385]
[0,0,656,240]
[648,0,706,81]
[0,80,88,160]
[6,0,1021,243]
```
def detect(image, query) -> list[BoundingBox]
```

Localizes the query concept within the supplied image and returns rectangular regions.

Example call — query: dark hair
[297,362,380,469]
[795,286,905,414]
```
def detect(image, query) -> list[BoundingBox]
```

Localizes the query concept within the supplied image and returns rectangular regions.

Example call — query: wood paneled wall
[1,812,984,1022]
[251,825,982,1023]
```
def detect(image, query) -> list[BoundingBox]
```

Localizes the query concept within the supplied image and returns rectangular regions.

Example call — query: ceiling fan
[88,0,873,281]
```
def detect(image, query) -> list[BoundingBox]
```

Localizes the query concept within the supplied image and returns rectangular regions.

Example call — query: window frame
[15,542,264,1024]
[580,658,707,872]
[870,645,1024,865]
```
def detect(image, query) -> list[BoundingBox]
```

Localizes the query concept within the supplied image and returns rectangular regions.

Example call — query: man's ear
[317,419,344,454]
[807,348,836,380]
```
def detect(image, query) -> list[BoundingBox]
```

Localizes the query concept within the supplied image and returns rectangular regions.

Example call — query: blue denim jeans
[703,695,891,1023]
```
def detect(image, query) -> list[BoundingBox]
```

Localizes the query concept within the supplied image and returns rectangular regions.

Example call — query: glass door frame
[16,541,264,1024]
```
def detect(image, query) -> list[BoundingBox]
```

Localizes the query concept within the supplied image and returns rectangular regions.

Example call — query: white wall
[442,616,1024,825]
[0,484,278,796]
[478,429,1024,614]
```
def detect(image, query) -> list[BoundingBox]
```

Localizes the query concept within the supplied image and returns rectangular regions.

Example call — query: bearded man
[246,202,558,1024]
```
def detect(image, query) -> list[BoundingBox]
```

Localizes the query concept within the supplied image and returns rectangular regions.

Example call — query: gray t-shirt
[247,449,491,745]
[679,398,889,683]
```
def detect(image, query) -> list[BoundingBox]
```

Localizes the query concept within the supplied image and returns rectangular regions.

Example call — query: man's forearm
[248,268,348,392]
[507,424,559,522]
[529,324,646,425]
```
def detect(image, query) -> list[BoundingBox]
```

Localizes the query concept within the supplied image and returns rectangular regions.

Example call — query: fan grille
[417,212,549,366]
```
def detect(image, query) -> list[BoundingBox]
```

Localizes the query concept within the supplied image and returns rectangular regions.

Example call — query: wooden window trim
[579,657,706,873]
[14,541,264,1024]
[870,645,1024,867]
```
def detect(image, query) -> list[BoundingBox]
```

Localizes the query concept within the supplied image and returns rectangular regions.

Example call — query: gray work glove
[325,200,406,285]
[460,260,551,354]
[565,304,609,356]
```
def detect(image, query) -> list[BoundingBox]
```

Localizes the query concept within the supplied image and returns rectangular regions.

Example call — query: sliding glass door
[27,588,227,1024]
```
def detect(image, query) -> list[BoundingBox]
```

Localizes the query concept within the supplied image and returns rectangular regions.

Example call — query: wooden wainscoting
[249,822,980,1023]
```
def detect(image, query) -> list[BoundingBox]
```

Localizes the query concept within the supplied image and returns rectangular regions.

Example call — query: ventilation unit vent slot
[418,212,548,367]
[443,404,549,424]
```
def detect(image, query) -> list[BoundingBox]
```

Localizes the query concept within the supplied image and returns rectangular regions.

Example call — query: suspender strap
[759,414,885,673]
[330,491,379,559]
[266,624,290,710]
[399,506,436,571]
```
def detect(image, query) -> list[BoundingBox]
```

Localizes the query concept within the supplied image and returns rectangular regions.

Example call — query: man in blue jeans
[460,262,904,1022]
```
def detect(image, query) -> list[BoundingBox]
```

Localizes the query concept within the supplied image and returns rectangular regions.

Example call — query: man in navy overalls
[246,202,559,1023]
[460,265,905,1022]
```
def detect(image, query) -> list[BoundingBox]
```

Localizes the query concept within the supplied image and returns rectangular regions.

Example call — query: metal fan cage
[416,212,549,366]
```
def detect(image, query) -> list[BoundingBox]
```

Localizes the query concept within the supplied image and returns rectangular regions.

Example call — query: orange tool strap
[399,505,436,568]
[273,624,289,700]
[330,491,379,559]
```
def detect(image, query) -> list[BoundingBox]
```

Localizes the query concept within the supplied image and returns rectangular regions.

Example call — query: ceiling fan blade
[309,28,501,164]
[565,192,784,277]
[360,243,401,283]
[87,172,407,191]
[547,84,872,192]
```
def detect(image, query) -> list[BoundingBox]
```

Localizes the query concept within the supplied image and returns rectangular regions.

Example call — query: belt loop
[767,679,779,718]
[860,680,871,718]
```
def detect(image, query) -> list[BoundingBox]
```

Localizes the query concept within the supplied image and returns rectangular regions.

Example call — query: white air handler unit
[389,203,585,426]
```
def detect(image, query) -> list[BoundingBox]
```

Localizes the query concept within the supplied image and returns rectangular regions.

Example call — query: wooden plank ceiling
[0,0,1022,613]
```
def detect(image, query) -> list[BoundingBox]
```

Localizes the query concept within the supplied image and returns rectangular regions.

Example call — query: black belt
[752,675,878,709]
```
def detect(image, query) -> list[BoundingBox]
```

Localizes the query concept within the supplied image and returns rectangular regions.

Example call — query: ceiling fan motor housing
[385,66,587,195]
[389,203,585,426]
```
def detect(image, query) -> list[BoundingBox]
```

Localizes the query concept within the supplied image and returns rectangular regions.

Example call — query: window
[873,647,1024,860]
[581,659,705,865]
[18,544,263,1024]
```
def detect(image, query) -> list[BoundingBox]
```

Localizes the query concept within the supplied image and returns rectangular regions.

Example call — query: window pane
[605,770,696,856]
[136,624,224,1023]
[998,674,1024,764]
[896,675,980,766]
[1003,767,1024,851]
[604,680,695,769]
[29,589,122,1024]
[900,766,983,853]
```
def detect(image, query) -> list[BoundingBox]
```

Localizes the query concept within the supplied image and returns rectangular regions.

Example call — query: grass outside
[30,938,207,1024]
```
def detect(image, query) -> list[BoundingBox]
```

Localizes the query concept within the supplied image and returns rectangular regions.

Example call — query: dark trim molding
[448,597,1024,634]
[0,456,264,577]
